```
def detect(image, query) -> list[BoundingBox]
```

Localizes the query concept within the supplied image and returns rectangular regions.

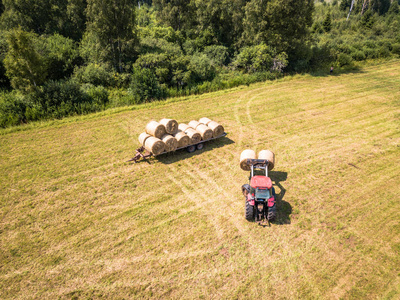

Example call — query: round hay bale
[188,120,201,129]
[196,124,213,140]
[258,150,275,170]
[240,149,256,171]
[145,121,166,139]
[178,123,190,132]
[160,119,178,135]
[138,132,151,145]
[185,128,202,144]
[173,130,190,148]
[144,137,165,156]
[199,117,213,125]
[161,134,178,152]
[207,121,224,138]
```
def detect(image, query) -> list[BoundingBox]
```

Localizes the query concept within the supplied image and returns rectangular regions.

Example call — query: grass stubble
[0,60,399,299]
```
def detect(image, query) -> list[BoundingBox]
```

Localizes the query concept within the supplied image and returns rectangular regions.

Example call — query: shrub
[29,80,94,119]
[129,68,165,103]
[337,53,353,66]
[72,63,114,86]
[188,53,216,83]
[0,91,28,127]
[203,45,230,66]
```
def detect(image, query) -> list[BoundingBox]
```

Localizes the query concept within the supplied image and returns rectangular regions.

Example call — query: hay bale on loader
[161,134,178,152]
[258,150,275,170]
[144,137,165,156]
[160,119,178,135]
[240,149,256,171]
[178,123,190,132]
[145,121,166,139]
[173,130,190,148]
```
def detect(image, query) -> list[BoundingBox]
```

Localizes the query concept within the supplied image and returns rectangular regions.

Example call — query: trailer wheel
[187,145,196,153]
[245,201,255,222]
[196,143,204,150]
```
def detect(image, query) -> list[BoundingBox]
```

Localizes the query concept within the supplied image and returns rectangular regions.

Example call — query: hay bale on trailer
[161,134,178,152]
[207,121,224,138]
[240,149,256,171]
[145,121,166,139]
[173,130,190,148]
[185,128,202,144]
[160,119,178,135]
[138,132,151,145]
[178,123,190,132]
[189,120,213,140]
[199,117,212,125]
[144,137,165,156]
[258,150,275,170]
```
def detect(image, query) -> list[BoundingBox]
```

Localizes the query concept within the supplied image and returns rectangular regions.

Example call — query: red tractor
[241,159,276,223]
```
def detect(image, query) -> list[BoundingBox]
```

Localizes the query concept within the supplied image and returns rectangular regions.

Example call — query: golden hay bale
[138,132,151,146]
[178,123,190,132]
[196,124,213,140]
[188,120,201,129]
[161,134,178,152]
[145,121,166,139]
[207,121,224,138]
[199,117,212,125]
[185,128,202,144]
[258,150,275,170]
[173,130,190,148]
[240,149,256,171]
[160,119,178,135]
[144,137,165,156]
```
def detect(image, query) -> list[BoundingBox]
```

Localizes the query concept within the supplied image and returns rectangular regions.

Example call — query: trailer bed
[129,132,227,163]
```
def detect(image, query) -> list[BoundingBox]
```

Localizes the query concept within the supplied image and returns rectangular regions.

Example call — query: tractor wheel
[245,201,254,221]
[187,145,196,153]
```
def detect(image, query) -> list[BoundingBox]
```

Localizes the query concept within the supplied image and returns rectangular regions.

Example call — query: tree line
[0,0,399,127]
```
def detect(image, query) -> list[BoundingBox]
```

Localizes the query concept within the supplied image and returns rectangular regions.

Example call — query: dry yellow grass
[0,60,399,299]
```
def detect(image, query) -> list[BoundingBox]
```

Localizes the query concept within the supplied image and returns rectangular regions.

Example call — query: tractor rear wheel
[245,201,254,221]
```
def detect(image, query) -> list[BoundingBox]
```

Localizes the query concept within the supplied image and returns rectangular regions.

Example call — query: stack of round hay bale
[138,119,181,155]
[240,149,275,171]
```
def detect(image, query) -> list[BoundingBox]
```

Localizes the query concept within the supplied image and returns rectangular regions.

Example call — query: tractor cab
[250,176,272,200]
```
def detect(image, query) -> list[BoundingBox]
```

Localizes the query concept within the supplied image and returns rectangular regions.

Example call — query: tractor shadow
[154,136,235,165]
[269,170,291,225]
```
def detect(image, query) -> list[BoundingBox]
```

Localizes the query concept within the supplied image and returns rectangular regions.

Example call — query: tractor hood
[250,175,272,189]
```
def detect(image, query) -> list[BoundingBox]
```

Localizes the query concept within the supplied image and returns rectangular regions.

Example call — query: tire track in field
[165,171,225,241]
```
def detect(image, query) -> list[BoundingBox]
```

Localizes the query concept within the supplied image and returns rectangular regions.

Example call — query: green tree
[242,0,314,54]
[323,8,332,32]
[4,29,47,92]
[0,0,87,40]
[153,0,196,31]
[86,0,137,72]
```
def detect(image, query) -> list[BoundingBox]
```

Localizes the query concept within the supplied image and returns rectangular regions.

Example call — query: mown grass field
[1,60,400,299]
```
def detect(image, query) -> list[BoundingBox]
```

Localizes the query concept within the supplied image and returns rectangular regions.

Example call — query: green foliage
[0,91,28,127]
[203,45,230,66]
[129,67,165,102]
[187,53,216,83]
[337,52,353,66]
[39,34,81,81]
[72,63,114,87]
[323,9,332,32]
[4,29,47,92]
[86,0,137,72]
[232,44,287,74]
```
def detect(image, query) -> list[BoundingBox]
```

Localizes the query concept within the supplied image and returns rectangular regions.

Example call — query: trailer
[128,132,227,163]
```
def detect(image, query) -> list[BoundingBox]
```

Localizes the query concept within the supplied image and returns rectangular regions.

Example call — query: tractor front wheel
[245,201,255,221]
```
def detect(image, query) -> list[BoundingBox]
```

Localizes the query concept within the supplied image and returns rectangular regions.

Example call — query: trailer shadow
[269,170,292,225]
[154,136,235,165]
